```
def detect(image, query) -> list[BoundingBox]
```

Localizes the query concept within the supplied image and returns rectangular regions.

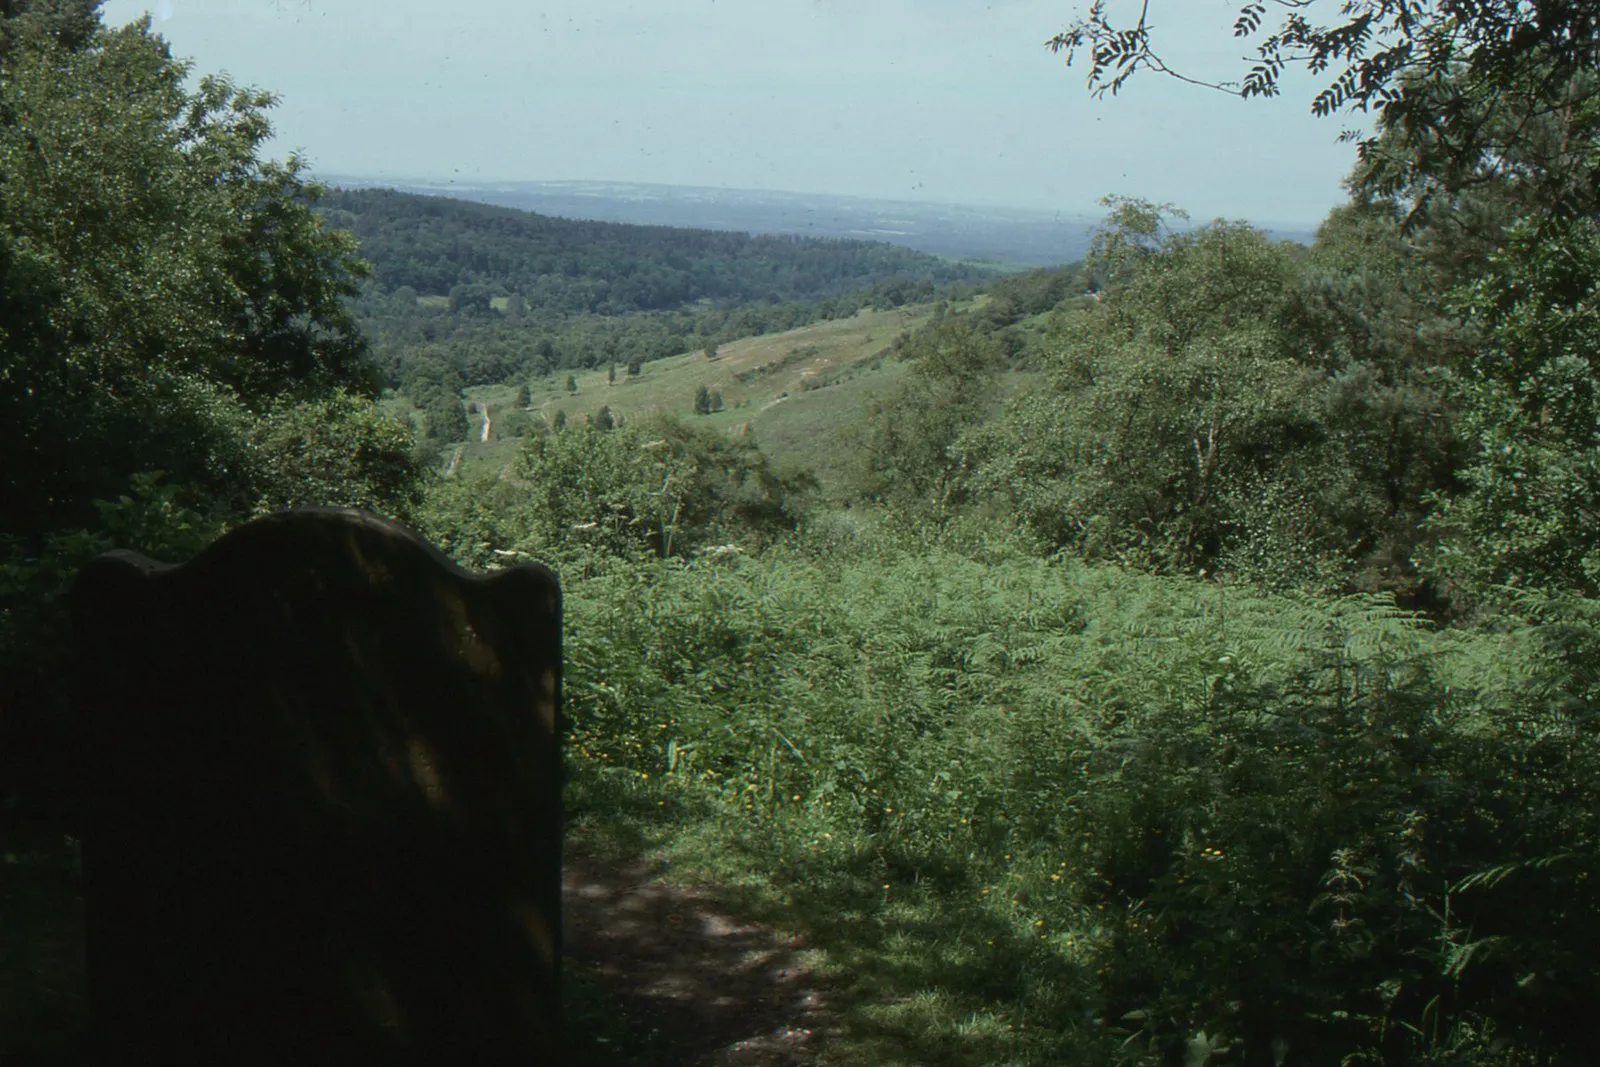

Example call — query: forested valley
[3,1,1599,1065]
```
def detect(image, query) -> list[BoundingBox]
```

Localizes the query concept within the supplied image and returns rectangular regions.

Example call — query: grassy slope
[397,304,938,492]
[389,298,1048,496]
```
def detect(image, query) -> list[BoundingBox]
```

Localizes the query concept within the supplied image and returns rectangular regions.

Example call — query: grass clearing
[406,304,951,492]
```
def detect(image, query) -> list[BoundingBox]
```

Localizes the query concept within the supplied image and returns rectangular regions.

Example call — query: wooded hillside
[318,187,994,315]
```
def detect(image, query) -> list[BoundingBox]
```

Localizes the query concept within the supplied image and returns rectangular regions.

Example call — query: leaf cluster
[1049,2,1600,221]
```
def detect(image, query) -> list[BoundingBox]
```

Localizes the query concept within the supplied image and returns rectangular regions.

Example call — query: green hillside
[392,298,1051,502]
[390,304,943,491]
[319,187,997,315]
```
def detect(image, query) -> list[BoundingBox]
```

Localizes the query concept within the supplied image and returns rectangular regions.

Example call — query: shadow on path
[564,852,835,1066]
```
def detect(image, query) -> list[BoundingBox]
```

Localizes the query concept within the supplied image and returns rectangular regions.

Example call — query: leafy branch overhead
[1048,1,1600,213]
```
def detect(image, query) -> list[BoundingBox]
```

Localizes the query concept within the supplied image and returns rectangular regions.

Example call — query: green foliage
[422,394,469,443]
[411,471,543,573]
[0,5,425,827]
[238,389,425,520]
[0,10,380,539]
[0,0,102,59]
[0,470,224,829]
[1424,214,1600,601]
[1086,195,1187,288]
[400,352,464,406]
[946,200,1474,601]
[549,535,1599,1066]
[333,184,994,397]
[447,281,495,317]
[505,415,809,560]
[321,186,990,315]
[962,222,1326,575]
[853,316,1004,511]
[974,262,1085,321]
[9,9,1600,1065]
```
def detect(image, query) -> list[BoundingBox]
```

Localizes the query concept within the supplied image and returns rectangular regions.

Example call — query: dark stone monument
[68,508,562,1064]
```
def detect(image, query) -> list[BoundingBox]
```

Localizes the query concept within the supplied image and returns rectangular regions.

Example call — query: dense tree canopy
[319,187,992,316]
[0,5,400,541]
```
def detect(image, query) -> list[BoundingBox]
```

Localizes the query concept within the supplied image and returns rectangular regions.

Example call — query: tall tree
[0,5,382,539]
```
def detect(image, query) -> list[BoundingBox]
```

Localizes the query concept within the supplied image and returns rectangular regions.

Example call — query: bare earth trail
[563,851,837,1066]
[1,846,840,1064]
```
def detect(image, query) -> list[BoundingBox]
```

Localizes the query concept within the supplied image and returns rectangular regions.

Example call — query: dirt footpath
[563,852,836,1066]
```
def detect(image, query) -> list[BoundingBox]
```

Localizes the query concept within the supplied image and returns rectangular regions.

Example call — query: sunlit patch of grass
[407,302,960,491]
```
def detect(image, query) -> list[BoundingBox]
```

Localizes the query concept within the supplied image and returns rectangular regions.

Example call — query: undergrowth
[550,535,1599,1067]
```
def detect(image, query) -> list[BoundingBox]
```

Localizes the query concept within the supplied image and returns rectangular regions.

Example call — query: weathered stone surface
[69,508,562,1064]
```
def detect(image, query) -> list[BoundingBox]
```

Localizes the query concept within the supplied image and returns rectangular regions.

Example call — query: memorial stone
[69,508,563,1063]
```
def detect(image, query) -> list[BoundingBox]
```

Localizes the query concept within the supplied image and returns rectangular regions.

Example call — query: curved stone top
[70,508,564,1063]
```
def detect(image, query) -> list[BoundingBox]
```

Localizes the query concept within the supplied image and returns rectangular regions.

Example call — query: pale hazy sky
[100,0,1360,224]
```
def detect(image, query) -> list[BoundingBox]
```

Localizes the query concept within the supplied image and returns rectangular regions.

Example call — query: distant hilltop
[315,176,1319,267]
[315,177,1102,267]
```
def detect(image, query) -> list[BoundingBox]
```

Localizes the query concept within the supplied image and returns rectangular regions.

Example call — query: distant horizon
[103,0,1358,228]
[315,170,1110,215]
[315,172,1327,233]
